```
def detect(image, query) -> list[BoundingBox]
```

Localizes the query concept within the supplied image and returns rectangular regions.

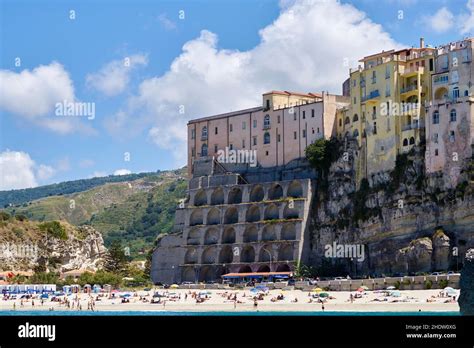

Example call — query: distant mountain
[2,168,188,259]
[0,172,163,207]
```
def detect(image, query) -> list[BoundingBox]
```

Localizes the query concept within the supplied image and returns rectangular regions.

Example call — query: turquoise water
[0,310,460,316]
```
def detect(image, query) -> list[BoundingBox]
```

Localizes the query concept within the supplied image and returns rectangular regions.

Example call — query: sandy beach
[0,288,460,313]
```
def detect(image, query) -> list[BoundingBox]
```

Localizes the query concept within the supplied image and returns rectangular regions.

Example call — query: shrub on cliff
[38,221,68,240]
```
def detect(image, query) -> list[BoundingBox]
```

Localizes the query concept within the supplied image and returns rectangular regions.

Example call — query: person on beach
[322,303,325,311]
[13,302,16,310]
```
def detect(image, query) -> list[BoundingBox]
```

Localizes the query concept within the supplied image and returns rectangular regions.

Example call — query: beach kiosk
[93,284,102,293]
[84,284,92,294]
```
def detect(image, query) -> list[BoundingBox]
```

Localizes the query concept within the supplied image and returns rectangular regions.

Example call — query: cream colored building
[187,91,349,177]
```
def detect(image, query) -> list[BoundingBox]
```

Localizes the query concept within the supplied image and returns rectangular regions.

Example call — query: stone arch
[278,244,294,261]
[257,265,270,273]
[199,266,215,282]
[194,190,207,206]
[264,204,279,220]
[187,227,201,245]
[219,245,233,264]
[238,265,252,273]
[353,114,359,122]
[249,185,264,202]
[344,117,350,125]
[259,245,273,262]
[246,205,261,222]
[268,184,283,200]
[222,227,236,244]
[228,187,242,204]
[403,138,408,146]
[241,246,255,263]
[189,209,203,226]
[224,207,238,224]
[204,227,219,245]
[202,247,216,264]
[434,87,448,100]
[261,225,276,241]
[283,204,299,219]
[182,267,195,282]
[409,137,415,145]
[287,181,303,198]
[276,264,291,272]
[281,223,296,240]
[243,225,258,242]
[206,208,220,225]
[210,188,224,205]
[184,248,198,264]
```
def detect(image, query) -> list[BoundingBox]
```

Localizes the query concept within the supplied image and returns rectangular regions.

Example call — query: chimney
[420,37,425,49]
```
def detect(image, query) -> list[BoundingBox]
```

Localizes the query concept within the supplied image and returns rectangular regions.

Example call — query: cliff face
[0,218,106,272]
[459,249,474,315]
[308,140,474,276]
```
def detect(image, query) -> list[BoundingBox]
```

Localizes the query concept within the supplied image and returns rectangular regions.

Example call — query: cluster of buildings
[151,37,474,284]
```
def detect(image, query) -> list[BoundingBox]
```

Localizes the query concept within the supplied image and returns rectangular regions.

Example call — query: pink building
[187,91,349,177]
[425,38,474,187]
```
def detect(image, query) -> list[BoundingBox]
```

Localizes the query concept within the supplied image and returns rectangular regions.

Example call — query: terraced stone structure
[151,172,314,284]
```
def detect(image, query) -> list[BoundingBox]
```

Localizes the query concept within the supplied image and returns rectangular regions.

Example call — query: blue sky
[0,0,473,190]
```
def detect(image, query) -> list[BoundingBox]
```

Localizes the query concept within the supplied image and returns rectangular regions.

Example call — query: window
[242,121,246,130]
[433,111,440,124]
[409,137,415,145]
[253,119,257,128]
[387,117,391,132]
[353,114,359,122]
[302,129,306,138]
[435,149,439,156]
[339,119,342,127]
[265,151,269,156]
[344,117,350,125]
[294,131,297,140]
[264,115,271,128]
[253,137,257,146]
[311,109,315,118]
[453,87,460,99]
[293,113,297,121]
[201,126,208,139]
[403,138,408,146]
[373,122,377,135]
[385,82,390,97]
[266,100,270,110]
[429,58,434,71]
[277,134,281,142]
[353,129,359,137]
[191,129,195,139]
[201,144,208,157]
[242,139,245,148]
[372,70,376,84]
[450,131,455,143]
[229,144,233,150]
[450,109,457,122]
[230,124,233,132]
[302,111,306,119]
[317,127,320,133]
[385,65,390,79]
[215,127,218,135]
[353,79,356,87]
[277,115,281,123]
[191,147,195,157]
[312,128,315,134]
[264,132,270,144]
[433,133,439,144]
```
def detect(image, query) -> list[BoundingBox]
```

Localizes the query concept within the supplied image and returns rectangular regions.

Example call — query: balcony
[433,73,449,85]
[201,134,208,141]
[400,84,419,95]
[262,123,271,130]
[401,66,424,77]
[361,90,380,103]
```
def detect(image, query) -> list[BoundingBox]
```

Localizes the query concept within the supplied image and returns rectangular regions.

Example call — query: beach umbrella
[319,292,329,298]
[356,287,364,292]
[386,286,396,290]
[390,290,401,297]
[444,287,457,295]
[312,288,323,292]
[361,286,369,290]
[170,284,179,289]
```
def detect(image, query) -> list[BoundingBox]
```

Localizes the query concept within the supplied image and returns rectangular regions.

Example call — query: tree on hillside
[104,240,128,273]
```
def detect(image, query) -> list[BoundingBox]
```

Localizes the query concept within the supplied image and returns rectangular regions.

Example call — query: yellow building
[342,39,435,184]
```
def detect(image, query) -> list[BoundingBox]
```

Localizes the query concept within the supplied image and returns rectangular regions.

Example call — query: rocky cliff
[0,215,106,272]
[459,249,474,315]
[308,140,474,276]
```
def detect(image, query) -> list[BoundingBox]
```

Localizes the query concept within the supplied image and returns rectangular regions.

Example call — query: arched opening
[262,225,276,241]
[182,267,195,282]
[287,181,303,198]
[224,207,238,224]
[241,246,255,263]
[264,132,270,144]
[434,87,448,100]
[403,138,408,146]
[185,248,198,264]
[283,204,299,219]
[249,185,264,202]
[409,137,415,145]
[204,227,219,245]
[268,184,283,200]
[278,244,294,261]
[201,126,208,138]
[353,114,359,122]
[264,114,270,128]
[257,265,270,273]
[206,208,220,225]
[187,228,201,245]
[210,188,224,205]
[259,246,273,262]
[202,247,216,264]
[199,266,215,282]
[281,224,296,240]
[433,110,440,124]
[264,204,279,220]
[222,227,236,244]
[246,205,261,222]
[228,187,242,204]
[201,143,208,157]
[243,225,258,242]
[189,209,203,226]
[238,265,252,273]
[194,190,207,206]
[276,264,291,272]
[344,117,350,125]
[218,246,233,264]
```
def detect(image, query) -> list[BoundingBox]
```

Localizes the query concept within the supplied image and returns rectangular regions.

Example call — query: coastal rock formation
[397,238,433,273]
[432,229,450,270]
[459,249,474,315]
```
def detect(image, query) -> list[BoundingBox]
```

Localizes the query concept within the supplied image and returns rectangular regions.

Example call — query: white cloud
[459,0,474,34]
[89,171,108,178]
[158,13,177,31]
[0,150,59,190]
[0,62,96,135]
[421,7,454,33]
[113,169,132,176]
[86,54,148,97]
[105,0,402,165]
